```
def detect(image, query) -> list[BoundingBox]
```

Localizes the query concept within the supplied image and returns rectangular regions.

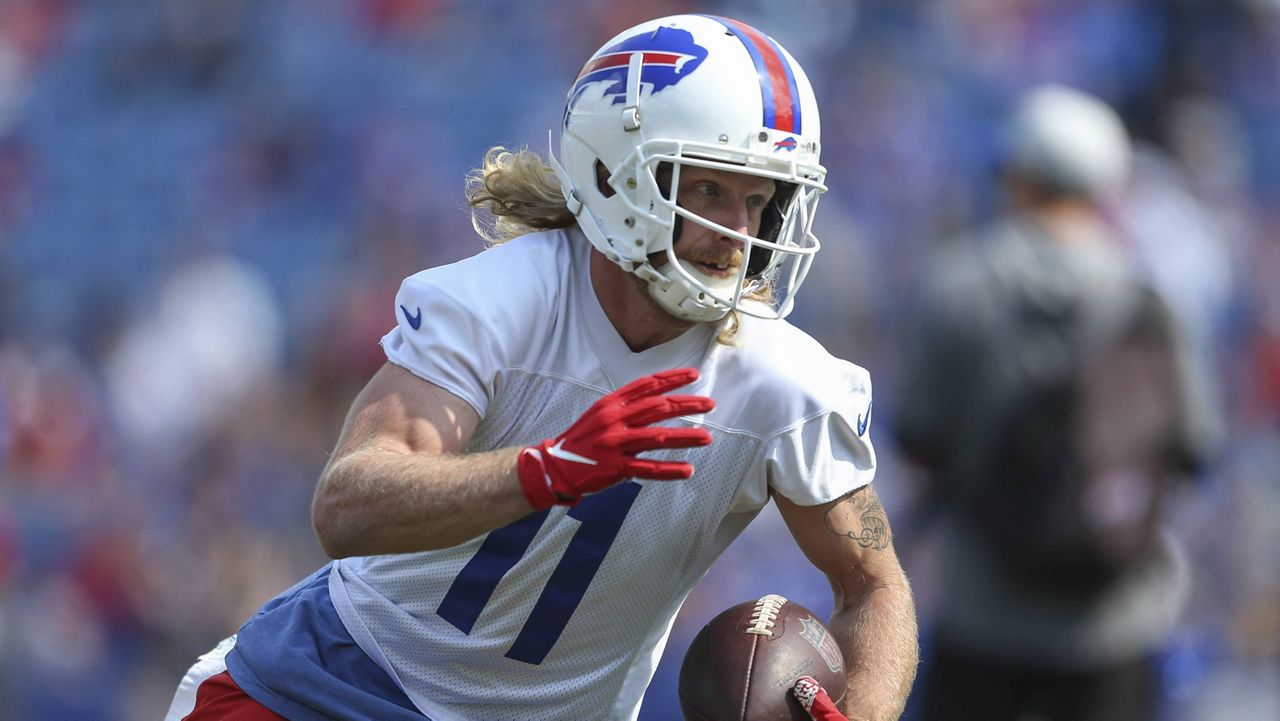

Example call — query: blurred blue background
[0,0,1277,719]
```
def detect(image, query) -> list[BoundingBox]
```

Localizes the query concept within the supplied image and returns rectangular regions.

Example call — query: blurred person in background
[164,14,915,721]
[893,85,1223,721]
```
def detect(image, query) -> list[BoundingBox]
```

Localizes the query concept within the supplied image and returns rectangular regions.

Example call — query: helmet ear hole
[595,160,616,198]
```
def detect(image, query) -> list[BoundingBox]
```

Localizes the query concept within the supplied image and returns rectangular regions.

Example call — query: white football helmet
[1007,85,1131,199]
[550,14,826,322]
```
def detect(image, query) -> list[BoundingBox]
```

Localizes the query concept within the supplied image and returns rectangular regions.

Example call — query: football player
[167,14,916,721]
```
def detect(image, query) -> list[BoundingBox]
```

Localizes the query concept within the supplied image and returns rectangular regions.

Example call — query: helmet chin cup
[639,261,734,323]
[555,14,826,323]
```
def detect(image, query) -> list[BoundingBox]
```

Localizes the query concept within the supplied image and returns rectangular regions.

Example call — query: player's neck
[589,250,695,353]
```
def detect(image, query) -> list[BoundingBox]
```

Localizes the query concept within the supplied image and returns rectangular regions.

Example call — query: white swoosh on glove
[546,440,599,466]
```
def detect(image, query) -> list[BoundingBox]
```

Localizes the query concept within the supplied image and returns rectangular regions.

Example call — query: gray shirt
[896,215,1219,668]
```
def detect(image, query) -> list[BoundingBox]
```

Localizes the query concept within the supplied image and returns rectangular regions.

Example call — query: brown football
[678,594,846,720]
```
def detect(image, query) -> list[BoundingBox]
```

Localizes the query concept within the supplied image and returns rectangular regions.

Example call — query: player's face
[667,166,776,282]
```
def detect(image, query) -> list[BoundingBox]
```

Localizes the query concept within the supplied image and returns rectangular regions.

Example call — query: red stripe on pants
[183,671,285,721]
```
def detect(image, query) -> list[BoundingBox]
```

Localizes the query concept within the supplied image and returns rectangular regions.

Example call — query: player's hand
[517,368,714,509]
[792,676,849,721]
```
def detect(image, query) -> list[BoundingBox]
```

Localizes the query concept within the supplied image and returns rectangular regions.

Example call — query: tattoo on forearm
[824,488,891,550]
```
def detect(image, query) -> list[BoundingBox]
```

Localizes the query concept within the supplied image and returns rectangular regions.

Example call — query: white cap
[1007,84,1131,198]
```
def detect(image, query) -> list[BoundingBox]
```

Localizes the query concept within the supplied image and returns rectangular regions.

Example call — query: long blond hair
[465,147,576,245]
[463,145,772,343]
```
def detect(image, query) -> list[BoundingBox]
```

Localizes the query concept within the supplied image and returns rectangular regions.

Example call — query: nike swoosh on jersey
[856,400,872,437]
[547,440,598,466]
[400,304,423,330]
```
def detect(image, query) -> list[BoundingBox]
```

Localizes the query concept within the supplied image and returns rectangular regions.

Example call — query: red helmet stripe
[709,16,801,133]
[578,52,687,81]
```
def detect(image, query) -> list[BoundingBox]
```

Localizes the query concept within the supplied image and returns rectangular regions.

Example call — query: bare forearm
[777,484,919,720]
[313,445,530,557]
[830,575,918,721]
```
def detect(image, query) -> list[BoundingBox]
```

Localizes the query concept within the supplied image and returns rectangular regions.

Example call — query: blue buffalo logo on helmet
[566,27,708,116]
[773,136,798,152]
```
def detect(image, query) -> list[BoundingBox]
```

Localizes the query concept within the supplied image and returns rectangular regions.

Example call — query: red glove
[792,676,848,721]
[517,368,715,509]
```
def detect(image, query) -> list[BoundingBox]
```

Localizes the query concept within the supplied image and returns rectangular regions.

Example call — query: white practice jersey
[329,227,876,721]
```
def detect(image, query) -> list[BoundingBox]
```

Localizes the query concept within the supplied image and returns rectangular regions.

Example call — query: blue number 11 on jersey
[436,482,643,664]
